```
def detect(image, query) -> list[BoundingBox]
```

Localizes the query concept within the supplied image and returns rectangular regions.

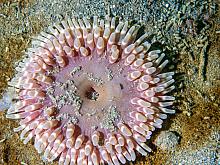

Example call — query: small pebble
[154,131,180,151]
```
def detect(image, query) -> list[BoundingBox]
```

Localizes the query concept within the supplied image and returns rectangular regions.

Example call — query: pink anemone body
[6,16,175,165]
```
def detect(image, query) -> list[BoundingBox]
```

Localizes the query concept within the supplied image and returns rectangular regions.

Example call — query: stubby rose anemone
[6,16,175,165]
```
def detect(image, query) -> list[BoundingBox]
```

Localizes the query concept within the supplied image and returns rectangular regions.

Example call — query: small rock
[183,110,192,117]
[154,131,180,151]
[204,116,210,120]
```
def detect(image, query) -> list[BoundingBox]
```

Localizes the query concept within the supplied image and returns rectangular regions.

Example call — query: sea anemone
[6,15,175,165]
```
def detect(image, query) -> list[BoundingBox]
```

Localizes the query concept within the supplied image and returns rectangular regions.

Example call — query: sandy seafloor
[0,0,219,164]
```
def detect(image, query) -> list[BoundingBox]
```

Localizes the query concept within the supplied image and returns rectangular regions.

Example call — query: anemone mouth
[6,16,175,165]
[85,87,99,101]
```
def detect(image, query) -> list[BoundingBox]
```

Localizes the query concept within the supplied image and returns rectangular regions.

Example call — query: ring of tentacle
[6,16,175,165]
